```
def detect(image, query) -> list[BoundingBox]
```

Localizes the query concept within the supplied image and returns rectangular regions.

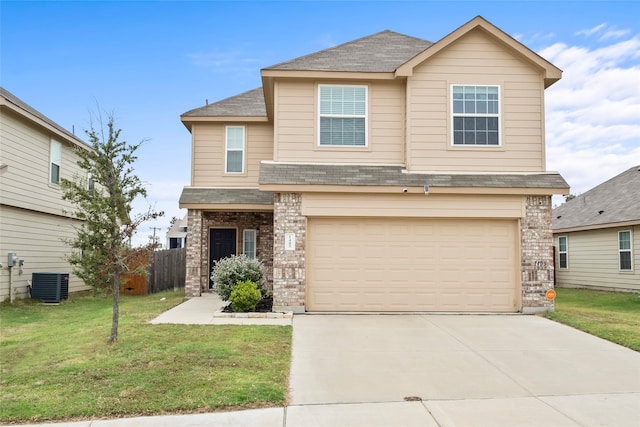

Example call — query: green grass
[0,291,291,424]
[545,288,640,351]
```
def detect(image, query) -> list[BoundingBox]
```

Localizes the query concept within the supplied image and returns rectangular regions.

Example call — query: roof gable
[553,165,640,232]
[264,30,433,73]
[396,16,562,88]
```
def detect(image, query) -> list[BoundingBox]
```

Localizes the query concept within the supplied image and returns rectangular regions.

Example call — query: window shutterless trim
[50,139,62,185]
[225,126,245,174]
[451,84,501,147]
[243,229,257,259]
[618,230,633,271]
[558,235,568,269]
[317,84,368,147]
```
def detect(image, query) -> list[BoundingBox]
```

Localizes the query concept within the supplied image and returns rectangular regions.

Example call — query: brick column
[272,193,306,312]
[521,195,554,313]
[185,209,203,297]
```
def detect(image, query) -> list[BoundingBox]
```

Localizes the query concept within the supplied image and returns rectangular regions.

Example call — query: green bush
[210,255,265,301]
[229,280,262,312]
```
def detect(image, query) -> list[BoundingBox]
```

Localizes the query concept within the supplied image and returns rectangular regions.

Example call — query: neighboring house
[553,166,639,292]
[167,215,188,249]
[0,87,91,301]
[179,16,569,313]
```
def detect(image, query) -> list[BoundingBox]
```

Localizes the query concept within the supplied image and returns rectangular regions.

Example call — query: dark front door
[209,228,237,288]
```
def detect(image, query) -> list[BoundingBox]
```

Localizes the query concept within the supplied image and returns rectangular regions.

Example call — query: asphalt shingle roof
[179,188,273,205]
[264,30,433,73]
[259,163,569,189]
[553,165,640,231]
[181,88,266,118]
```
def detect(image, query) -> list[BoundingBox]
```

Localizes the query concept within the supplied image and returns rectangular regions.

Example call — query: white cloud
[600,28,631,41]
[575,23,607,37]
[541,30,640,202]
[187,50,262,69]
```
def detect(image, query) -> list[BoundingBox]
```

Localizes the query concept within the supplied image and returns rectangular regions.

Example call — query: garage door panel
[307,218,519,312]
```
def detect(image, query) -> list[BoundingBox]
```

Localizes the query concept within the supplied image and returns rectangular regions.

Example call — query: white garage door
[307,218,519,312]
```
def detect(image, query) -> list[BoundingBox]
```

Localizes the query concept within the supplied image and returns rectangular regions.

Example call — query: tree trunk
[108,273,120,344]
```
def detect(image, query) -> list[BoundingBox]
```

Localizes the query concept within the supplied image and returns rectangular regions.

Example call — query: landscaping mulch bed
[222,296,273,313]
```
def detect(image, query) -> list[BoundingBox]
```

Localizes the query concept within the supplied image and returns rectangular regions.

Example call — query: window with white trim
[318,85,367,146]
[225,126,244,173]
[558,236,568,269]
[87,172,95,192]
[452,85,500,146]
[619,230,632,271]
[243,229,256,259]
[50,139,61,184]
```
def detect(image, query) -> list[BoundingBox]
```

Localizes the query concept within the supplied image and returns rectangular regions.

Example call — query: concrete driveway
[288,314,640,426]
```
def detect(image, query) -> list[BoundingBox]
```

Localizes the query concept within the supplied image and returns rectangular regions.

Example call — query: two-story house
[179,16,569,313]
[0,88,91,301]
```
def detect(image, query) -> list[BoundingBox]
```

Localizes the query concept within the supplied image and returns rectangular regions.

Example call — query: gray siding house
[553,166,640,292]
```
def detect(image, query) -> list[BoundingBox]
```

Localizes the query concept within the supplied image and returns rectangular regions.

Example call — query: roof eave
[0,94,91,151]
[261,69,397,80]
[554,219,640,234]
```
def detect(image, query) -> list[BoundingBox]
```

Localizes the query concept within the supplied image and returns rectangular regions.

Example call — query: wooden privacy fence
[123,248,187,295]
[147,248,186,294]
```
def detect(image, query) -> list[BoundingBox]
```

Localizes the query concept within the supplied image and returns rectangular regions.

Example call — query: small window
[452,85,500,146]
[619,231,633,271]
[243,229,256,259]
[318,85,367,146]
[50,140,61,184]
[558,236,568,269]
[225,126,244,173]
[87,172,95,192]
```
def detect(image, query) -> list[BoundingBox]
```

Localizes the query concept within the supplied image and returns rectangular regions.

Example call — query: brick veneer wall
[184,209,274,297]
[272,193,306,312]
[521,195,555,313]
[185,209,203,297]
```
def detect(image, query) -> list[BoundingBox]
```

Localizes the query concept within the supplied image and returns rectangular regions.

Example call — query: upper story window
[558,236,568,269]
[452,85,500,146]
[50,139,61,185]
[225,126,245,173]
[318,85,367,147]
[619,230,633,271]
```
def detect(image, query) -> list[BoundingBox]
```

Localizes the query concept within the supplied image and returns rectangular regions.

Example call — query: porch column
[185,209,203,297]
[272,193,306,313]
[521,195,555,313]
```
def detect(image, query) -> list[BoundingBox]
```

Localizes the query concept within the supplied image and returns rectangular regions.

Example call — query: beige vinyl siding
[554,226,639,292]
[0,110,87,217]
[274,79,405,164]
[302,193,525,218]
[191,122,273,187]
[0,205,88,301]
[407,28,545,172]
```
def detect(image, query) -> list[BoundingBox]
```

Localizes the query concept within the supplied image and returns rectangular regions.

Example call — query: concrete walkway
[149,292,292,326]
[7,300,640,427]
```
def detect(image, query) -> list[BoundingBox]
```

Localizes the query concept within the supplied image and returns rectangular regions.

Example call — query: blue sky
[2,1,639,246]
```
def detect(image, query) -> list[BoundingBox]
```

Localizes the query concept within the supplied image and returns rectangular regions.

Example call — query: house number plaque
[285,233,296,251]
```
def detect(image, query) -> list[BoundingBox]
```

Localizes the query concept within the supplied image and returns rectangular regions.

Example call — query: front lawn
[0,291,291,424]
[545,288,640,351]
